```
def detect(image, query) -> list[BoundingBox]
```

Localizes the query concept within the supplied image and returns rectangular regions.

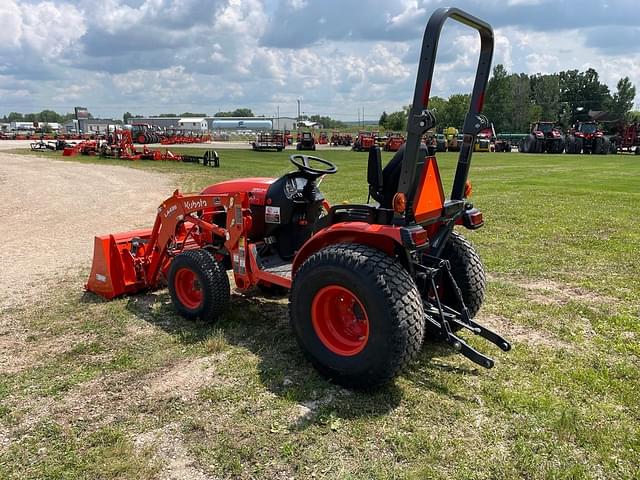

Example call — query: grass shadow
[120,288,488,418]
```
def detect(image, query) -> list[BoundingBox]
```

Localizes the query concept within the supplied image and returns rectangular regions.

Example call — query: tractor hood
[201,177,276,206]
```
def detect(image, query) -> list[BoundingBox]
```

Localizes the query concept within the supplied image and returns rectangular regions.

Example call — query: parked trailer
[611,122,640,154]
[252,131,286,151]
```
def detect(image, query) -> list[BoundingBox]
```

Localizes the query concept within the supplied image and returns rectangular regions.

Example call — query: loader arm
[87,190,247,299]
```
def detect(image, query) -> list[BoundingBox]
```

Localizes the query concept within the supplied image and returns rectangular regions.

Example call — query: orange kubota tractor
[87,7,509,388]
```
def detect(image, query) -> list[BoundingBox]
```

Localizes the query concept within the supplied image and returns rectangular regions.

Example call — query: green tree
[385,109,408,131]
[214,108,254,117]
[428,96,450,129]
[530,73,560,122]
[123,112,133,124]
[560,68,611,121]
[378,111,388,127]
[232,108,254,117]
[511,73,532,132]
[484,64,512,133]
[180,112,207,117]
[308,115,346,129]
[446,94,471,130]
[607,77,636,120]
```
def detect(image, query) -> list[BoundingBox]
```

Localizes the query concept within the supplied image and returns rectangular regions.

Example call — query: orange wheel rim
[174,268,203,309]
[311,285,369,356]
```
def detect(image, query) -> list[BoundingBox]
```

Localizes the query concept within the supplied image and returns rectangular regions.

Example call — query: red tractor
[566,121,610,154]
[383,133,406,152]
[352,131,376,152]
[86,8,509,388]
[518,122,565,154]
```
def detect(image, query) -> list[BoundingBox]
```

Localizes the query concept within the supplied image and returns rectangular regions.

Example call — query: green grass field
[1,148,639,479]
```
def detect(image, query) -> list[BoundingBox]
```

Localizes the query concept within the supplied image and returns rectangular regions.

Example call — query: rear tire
[168,249,230,321]
[290,244,425,389]
[441,231,486,319]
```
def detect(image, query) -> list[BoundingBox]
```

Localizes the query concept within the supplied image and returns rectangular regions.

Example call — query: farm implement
[161,131,212,145]
[252,131,286,151]
[87,7,510,388]
[611,122,640,154]
[330,132,353,147]
[63,129,219,166]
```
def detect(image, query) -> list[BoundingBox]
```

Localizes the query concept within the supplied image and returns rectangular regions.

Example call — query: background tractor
[352,131,377,152]
[296,131,317,150]
[383,133,406,152]
[519,122,565,153]
[444,127,461,151]
[86,7,509,388]
[566,121,610,154]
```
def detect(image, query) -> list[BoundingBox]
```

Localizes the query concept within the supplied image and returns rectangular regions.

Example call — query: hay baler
[87,7,510,388]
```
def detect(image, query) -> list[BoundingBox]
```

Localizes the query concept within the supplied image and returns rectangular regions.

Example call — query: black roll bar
[399,7,494,218]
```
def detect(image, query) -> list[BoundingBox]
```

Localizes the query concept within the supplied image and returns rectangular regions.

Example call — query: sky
[1,0,639,121]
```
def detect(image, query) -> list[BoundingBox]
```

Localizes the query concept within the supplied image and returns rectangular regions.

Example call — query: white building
[179,118,208,132]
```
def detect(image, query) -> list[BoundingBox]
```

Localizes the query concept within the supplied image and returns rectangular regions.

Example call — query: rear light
[462,208,484,230]
[464,180,473,198]
[401,226,429,249]
[393,193,407,214]
[410,228,429,246]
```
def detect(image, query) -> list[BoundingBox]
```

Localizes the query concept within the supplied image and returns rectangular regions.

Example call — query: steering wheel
[290,154,338,177]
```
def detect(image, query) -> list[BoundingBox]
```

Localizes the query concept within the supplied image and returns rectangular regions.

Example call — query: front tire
[290,244,425,389]
[168,249,230,321]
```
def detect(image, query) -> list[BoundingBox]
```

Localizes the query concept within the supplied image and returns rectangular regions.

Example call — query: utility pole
[277,106,280,130]
[297,99,301,128]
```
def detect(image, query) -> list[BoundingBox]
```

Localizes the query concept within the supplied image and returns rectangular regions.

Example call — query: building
[209,117,273,131]
[131,115,299,132]
[61,118,122,134]
[129,117,181,129]
[10,121,35,131]
[178,118,208,132]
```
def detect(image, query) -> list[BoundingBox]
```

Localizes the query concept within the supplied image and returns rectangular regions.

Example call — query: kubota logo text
[164,205,177,218]
[184,199,208,210]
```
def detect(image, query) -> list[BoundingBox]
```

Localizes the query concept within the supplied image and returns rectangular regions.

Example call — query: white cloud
[0,0,639,118]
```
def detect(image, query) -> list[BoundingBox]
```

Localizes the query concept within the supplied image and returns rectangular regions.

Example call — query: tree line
[1,110,80,124]
[380,66,637,133]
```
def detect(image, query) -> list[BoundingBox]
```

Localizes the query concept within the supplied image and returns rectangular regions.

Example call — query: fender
[292,222,403,275]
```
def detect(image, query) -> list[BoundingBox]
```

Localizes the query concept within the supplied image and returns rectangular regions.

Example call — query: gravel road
[0,150,173,311]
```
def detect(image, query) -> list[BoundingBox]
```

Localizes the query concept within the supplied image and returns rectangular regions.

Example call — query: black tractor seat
[368,143,430,208]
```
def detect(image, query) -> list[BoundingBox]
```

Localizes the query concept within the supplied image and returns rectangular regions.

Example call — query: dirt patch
[0,324,93,375]
[477,313,573,350]
[135,423,211,480]
[499,276,616,307]
[145,356,227,402]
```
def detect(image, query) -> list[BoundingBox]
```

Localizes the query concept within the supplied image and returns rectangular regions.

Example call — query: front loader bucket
[62,147,78,157]
[86,229,152,299]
